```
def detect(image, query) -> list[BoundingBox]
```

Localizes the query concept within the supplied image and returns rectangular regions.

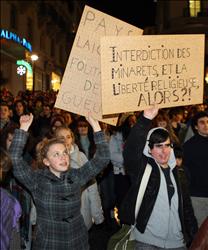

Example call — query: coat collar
[41,167,69,181]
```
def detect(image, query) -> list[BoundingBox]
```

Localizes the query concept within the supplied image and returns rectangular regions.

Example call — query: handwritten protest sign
[55,5,143,125]
[101,35,205,115]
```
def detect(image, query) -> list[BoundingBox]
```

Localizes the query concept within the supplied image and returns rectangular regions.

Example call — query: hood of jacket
[70,144,79,155]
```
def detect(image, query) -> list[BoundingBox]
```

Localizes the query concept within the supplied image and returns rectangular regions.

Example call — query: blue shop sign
[0,28,32,52]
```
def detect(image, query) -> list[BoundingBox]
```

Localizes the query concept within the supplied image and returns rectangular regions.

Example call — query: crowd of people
[0,87,208,250]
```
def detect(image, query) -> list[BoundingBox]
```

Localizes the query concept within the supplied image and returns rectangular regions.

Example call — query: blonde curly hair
[54,125,75,143]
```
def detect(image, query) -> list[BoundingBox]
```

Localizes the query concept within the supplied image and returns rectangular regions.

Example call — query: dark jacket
[9,129,110,250]
[183,133,208,197]
[120,114,198,246]
[189,217,208,250]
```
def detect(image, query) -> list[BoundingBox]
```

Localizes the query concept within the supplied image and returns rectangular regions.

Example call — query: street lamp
[31,54,39,92]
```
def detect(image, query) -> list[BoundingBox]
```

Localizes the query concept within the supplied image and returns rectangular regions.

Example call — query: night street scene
[1,1,208,250]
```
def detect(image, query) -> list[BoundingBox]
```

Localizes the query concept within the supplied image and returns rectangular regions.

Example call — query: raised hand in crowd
[143,105,159,120]
[85,113,101,132]
[19,113,34,132]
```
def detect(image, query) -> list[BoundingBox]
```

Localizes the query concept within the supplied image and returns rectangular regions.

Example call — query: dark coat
[120,114,198,246]
[189,217,208,250]
[183,133,208,197]
[9,129,110,250]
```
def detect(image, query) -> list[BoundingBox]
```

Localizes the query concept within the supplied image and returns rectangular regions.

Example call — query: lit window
[26,70,33,91]
[189,0,201,17]
[51,72,61,91]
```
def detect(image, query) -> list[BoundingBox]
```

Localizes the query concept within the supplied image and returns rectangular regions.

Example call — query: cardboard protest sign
[101,34,205,115]
[55,5,143,125]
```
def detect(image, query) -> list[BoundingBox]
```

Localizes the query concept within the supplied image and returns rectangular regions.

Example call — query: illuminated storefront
[51,72,61,91]
[0,28,34,94]
[16,60,33,90]
[1,1,79,94]
[0,28,32,51]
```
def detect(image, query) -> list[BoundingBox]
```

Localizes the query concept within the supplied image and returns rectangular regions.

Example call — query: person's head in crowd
[99,121,112,134]
[185,105,206,123]
[121,114,137,141]
[127,114,137,128]
[36,137,70,176]
[75,116,95,159]
[35,98,43,109]
[0,102,10,122]
[16,90,24,99]
[52,106,62,116]
[11,100,28,125]
[76,116,90,136]
[0,123,19,150]
[153,110,169,128]
[182,106,189,122]
[195,104,205,112]
[6,96,14,107]
[0,147,12,184]
[153,109,180,145]
[118,112,136,127]
[55,126,74,151]
[62,111,73,127]
[173,145,184,167]
[27,98,34,112]
[191,111,208,137]
[168,107,185,123]
[99,122,108,132]
[146,127,174,168]
[42,103,52,118]
[49,115,66,136]
[33,98,43,117]
[13,100,27,117]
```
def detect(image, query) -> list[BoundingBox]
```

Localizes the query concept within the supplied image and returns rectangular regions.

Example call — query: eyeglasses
[154,143,173,149]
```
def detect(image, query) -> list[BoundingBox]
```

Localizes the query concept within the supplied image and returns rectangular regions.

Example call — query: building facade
[0,1,83,96]
[153,0,208,97]
[1,0,208,98]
